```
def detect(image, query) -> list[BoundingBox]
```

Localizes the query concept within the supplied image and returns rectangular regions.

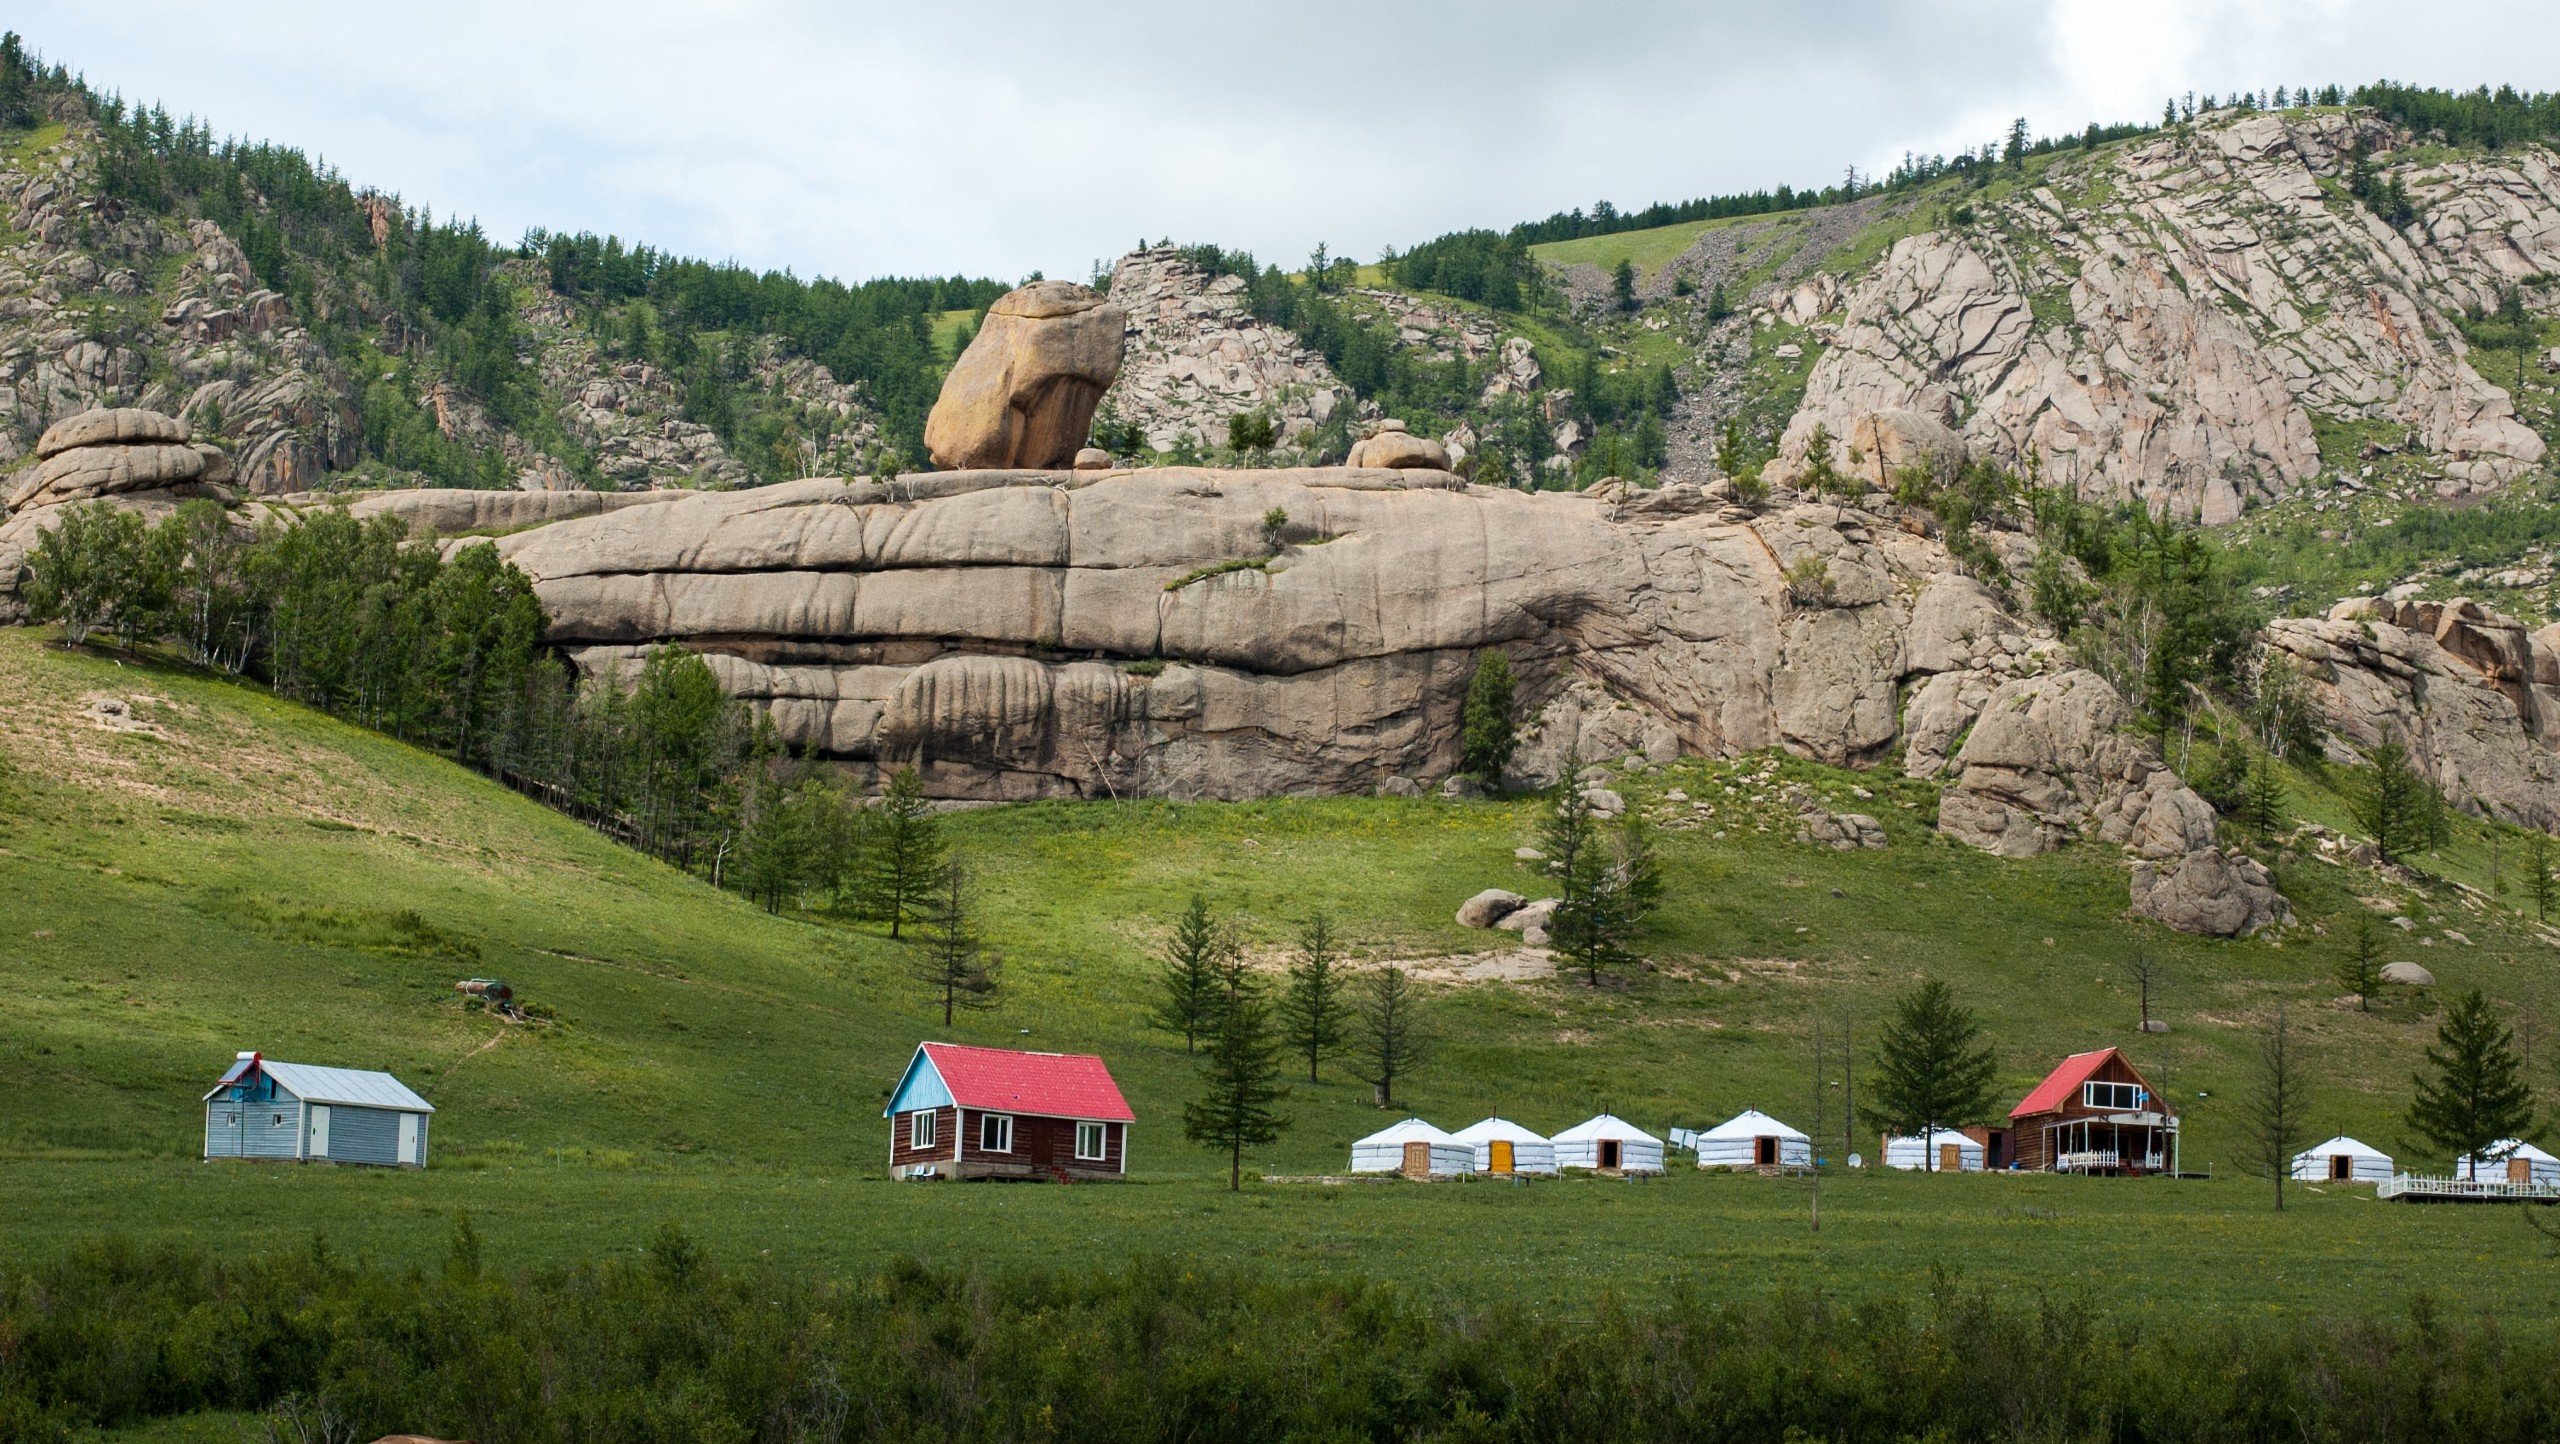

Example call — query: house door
[2511,1156,2534,1185]
[1403,1141,1432,1177]
[1754,1136,1776,1167]
[397,1113,422,1166]
[1940,1142,1963,1172]
[1489,1140,1514,1174]
[2330,1155,2352,1181]
[1599,1139,1623,1171]
[307,1105,331,1161]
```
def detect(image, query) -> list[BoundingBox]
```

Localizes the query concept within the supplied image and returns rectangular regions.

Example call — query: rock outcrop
[1770,110,2549,517]
[2130,847,2292,937]
[1097,249,1352,453]
[2264,594,2560,831]
[925,283,1126,470]
[0,406,238,622]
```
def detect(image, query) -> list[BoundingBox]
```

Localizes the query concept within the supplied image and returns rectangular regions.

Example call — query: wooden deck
[2377,1173,2560,1204]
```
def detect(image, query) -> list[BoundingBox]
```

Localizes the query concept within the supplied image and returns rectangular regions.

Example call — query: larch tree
[858,765,945,939]
[1863,979,1999,1171]
[912,854,998,1026]
[2409,989,2535,1177]
[1152,895,1230,1055]
[1353,965,1429,1109]
[1460,650,1517,786]
[2335,914,2385,1012]
[2241,1006,2311,1210]
[1277,911,1350,1083]
[1182,955,1289,1191]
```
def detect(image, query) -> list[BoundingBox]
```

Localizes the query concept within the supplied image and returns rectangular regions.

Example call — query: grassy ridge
[4,627,2559,1321]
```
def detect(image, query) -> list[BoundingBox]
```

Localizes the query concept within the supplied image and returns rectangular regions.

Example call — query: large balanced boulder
[8,407,208,512]
[924,282,1126,470]
[2128,847,2291,938]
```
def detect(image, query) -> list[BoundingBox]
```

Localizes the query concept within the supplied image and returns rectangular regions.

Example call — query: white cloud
[14,1,2560,283]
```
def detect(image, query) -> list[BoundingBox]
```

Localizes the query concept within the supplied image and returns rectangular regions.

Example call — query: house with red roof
[884,1042,1134,1181]
[2007,1047,2179,1175]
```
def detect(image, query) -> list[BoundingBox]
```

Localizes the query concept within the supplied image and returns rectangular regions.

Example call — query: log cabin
[885,1042,1132,1181]
[2006,1047,2179,1175]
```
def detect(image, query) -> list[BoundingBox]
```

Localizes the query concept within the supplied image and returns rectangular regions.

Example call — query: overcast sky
[17,2,2560,285]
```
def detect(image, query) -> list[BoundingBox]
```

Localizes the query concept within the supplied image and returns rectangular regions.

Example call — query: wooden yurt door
[2511,1156,2534,1185]
[1754,1136,1776,1167]
[1940,1142,1962,1172]
[2330,1155,2352,1181]
[1598,1139,1623,1170]
[1489,1139,1515,1174]
[1402,1141,1431,1177]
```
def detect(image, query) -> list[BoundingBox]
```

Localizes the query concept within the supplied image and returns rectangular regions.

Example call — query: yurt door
[1599,1139,1623,1170]
[1402,1141,1431,1177]
[1754,1136,1776,1167]
[1940,1142,1962,1172]
[1489,1139,1515,1174]
[2330,1155,2351,1181]
[2511,1156,2534,1185]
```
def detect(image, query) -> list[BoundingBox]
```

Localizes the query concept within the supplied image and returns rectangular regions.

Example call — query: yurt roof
[1353,1118,1460,1148]
[1700,1109,1809,1142]
[2463,1137,2559,1164]
[1887,1127,1979,1148]
[1451,1116,1549,1145]
[1550,1112,1661,1145]
[2293,1135,2389,1161]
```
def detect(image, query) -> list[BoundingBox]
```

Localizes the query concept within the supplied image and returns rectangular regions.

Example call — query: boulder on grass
[1456,889,1527,928]
[2379,961,2435,987]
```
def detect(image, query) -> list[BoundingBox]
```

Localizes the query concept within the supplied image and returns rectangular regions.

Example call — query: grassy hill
[4,628,2559,1323]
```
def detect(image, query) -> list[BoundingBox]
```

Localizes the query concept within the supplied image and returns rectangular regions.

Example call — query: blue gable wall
[884,1049,952,1117]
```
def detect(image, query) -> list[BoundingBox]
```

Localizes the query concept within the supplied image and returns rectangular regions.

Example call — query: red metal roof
[921,1042,1134,1122]
[2009,1048,2123,1119]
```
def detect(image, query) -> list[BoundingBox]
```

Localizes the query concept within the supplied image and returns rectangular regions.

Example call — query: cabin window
[910,1111,936,1150]
[2082,1081,2140,1111]
[979,1113,1013,1153]
[1075,1121,1107,1161]
[271,1113,287,1127]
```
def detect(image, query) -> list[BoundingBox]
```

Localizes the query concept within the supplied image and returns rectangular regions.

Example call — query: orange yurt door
[1489,1139,1514,1174]
[1939,1142,1962,1171]
[2511,1156,2534,1185]
[1403,1140,1432,1177]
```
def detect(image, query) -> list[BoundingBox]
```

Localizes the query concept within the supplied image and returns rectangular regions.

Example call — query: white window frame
[910,1111,937,1150]
[979,1113,1013,1153]
[2082,1081,2138,1111]
[1075,1121,1107,1162]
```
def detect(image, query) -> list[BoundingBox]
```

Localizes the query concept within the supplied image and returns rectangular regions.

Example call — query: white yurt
[2289,1136,2393,1183]
[1694,1109,1813,1169]
[1452,1116,1559,1175]
[1349,1118,1473,1177]
[1550,1114,1665,1173]
[2454,1138,2560,1185]
[1882,1128,1985,1172]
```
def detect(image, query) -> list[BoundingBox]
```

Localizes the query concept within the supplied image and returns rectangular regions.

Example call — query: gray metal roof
[257,1060,434,1112]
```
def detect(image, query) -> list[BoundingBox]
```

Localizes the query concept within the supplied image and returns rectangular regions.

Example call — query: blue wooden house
[202,1052,434,1168]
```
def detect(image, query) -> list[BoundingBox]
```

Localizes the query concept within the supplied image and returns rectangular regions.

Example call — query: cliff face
[1770,111,2554,519]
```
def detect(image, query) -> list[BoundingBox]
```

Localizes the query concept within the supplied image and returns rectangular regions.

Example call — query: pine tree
[858,766,945,938]
[1152,895,1229,1054]
[1460,650,1516,786]
[2241,1006,2310,1210]
[1182,955,1289,1191]
[2242,750,2286,834]
[2353,729,2443,865]
[1353,964,1429,1109]
[912,854,997,1026]
[1863,979,1998,1170]
[1276,911,1349,1082]
[2335,913,2385,1012]
[1611,258,1637,312]
[2408,989,2535,1176]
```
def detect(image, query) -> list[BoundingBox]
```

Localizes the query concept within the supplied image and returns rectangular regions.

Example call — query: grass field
[4,627,2558,1325]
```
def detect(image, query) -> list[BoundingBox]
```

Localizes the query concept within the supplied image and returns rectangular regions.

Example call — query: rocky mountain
[1764,111,2551,520]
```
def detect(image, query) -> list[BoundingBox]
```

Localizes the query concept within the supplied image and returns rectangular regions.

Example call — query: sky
[17,1,2560,286]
